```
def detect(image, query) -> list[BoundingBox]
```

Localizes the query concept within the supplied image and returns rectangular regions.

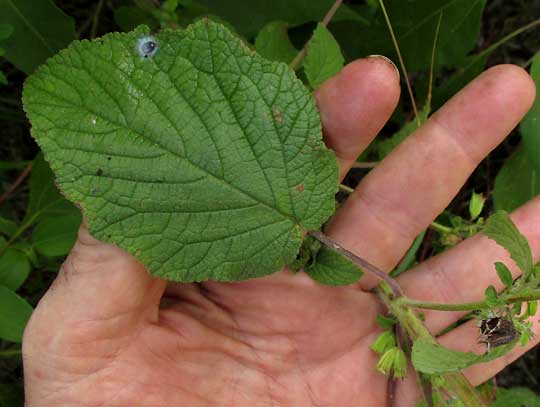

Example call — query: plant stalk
[379,290,488,407]
[378,0,419,126]
[309,230,403,297]
[400,290,540,312]
[289,0,343,70]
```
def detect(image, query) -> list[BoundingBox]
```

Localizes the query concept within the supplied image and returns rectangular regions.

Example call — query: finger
[26,222,166,334]
[399,197,540,334]
[326,65,536,288]
[315,56,400,180]
[437,310,540,386]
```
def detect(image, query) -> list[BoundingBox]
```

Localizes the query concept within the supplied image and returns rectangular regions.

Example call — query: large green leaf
[332,0,486,71]
[304,23,344,89]
[193,0,368,37]
[0,0,75,74]
[23,21,338,282]
[493,145,540,212]
[0,285,33,343]
[521,53,540,173]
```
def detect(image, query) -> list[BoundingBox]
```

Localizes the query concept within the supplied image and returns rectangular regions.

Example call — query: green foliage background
[0,0,539,405]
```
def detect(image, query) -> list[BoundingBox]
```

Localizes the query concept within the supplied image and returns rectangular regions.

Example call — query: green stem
[457,18,540,82]
[429,221,453,234]
[339,184,354,194]
[90,0,105,39]
[0,348,22,357]
[426,12,443,109]
[391,230,426,277]
[309,230,404,297]
[379,0,419,126]
[399,290,540,312]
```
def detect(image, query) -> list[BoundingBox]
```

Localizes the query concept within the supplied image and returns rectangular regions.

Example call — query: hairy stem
[309,230,403,297]
[400,290,540,312]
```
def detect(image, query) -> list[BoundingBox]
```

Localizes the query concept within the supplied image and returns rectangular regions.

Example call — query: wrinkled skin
[24,59,539,407]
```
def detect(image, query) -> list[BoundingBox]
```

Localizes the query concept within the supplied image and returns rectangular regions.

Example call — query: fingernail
[367,55,400,81]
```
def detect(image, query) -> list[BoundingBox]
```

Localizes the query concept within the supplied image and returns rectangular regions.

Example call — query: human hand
[22,58,537,407]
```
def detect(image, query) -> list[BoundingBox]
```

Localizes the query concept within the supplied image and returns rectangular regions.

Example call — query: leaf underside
[23,20,338,282]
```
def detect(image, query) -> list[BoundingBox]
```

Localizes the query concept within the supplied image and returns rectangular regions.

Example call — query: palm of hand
[23,60,539,407]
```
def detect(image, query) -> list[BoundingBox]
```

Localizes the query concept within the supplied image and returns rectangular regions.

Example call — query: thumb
[26,221,166,337]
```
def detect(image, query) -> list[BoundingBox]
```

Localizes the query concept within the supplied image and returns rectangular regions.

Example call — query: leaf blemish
[295,184,304,192]
[136,36,159,59]
[272,107,282,123]
[96,168,103,176]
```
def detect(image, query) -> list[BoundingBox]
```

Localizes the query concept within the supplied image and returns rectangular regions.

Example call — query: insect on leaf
[23,21,339,283]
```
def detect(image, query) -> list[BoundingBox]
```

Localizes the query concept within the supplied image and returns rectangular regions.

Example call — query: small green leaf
[469,191,485,221]
[371,330,396,354]
[412,339,516,375]
[484,211,533,276]
[23,21,339,282]
[493,145,540,212]
[492,387,540,407]
[0,0,76,74]
[0,249,31,291]
[485,285,499,306]
[521,53,540,173]
[527,300,538,318]
[0,216,17,237]
[0,71,6,86]
[376,314,396,330]
[0,285,33,343]
[255,21,298,65]
[494,262,513,288]
[304,23,344,89]
[305,246,363,285]
[32,213,81,257]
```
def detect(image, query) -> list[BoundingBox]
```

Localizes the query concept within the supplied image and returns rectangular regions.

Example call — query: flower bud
[376,347,407,379]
